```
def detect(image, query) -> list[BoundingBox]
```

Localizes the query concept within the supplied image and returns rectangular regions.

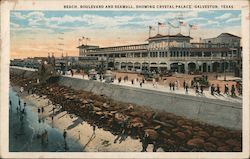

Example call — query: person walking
[216,84,221,95]
[52,107,55,114]
[185,84,189,94]
[195,84,199,94]
[140,133,149,152]
[63,129,67,140]
[169,82,172,91]
[231,85,236,97]
[140,81,142,87]
[200,85,204,95]
[211,84,215,95]
[224,84,229,95]
[152,78,156,88]
[153,141,158,152]
[18,98,21,106]
[93,124,96,135]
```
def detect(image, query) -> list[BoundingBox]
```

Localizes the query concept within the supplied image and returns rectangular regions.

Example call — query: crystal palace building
[77,32,242,76]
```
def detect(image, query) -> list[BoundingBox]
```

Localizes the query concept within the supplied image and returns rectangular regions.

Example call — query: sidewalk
[63,74,242,104]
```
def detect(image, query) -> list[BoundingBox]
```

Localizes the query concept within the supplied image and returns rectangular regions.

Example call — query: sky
[10,10,241,59]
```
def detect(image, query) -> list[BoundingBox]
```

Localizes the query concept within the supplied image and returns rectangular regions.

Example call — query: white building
[77,33,242,76]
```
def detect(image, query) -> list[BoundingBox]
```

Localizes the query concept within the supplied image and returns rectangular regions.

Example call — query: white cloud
[10,22,20,28]
[27,11,44,18]
[215,13,232,20]
[12,12,26,19]
[225,17,240,23]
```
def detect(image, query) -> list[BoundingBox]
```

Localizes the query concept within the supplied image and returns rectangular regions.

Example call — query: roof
[218,33,241,39]
[190,47,231,52]
[77,44,99,49]
[148,33,192,40]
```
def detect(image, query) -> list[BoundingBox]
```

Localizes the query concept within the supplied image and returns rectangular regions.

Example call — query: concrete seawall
[11,68,242,130]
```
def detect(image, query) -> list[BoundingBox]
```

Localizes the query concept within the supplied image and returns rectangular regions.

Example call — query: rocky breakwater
[10,72,242,152]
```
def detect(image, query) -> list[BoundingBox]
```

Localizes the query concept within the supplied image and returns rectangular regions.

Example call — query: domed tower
[51,53,56,67]
[47,52,51,64]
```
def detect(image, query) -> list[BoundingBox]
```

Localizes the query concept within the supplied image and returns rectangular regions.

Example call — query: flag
[158,22,165,27]
[168,21,179,28]
[179,21,187,26]
[149,26,155,30]
[189,24,198,29]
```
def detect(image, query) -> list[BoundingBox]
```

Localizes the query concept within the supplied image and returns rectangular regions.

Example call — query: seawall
[11,67,242,130]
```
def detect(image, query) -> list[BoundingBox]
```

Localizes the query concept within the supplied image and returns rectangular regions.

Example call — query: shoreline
[12,85,152,152]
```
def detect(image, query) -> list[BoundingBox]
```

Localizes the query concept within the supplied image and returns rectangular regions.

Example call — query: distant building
[75,32,241,76]
[202,33,241,48]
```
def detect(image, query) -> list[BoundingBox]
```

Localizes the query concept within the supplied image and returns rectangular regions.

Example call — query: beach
[11,85,157,152]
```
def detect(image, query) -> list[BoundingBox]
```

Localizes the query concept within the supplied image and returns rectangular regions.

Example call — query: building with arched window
[77,32,242,77]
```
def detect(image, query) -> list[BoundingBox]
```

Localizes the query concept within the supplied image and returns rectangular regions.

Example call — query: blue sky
[10,10,241,58]
[11,10,241,32]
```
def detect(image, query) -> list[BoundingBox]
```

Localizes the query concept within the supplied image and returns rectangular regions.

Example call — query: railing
[113,56,240,62]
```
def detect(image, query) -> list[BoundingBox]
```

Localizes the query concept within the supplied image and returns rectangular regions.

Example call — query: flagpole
[149,27,151,38]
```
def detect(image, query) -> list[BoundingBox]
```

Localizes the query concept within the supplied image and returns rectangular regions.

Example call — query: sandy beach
[16,88,160,152]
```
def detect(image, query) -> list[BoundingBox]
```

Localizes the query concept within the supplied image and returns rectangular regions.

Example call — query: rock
[153,120,174,128]
[225,139,240,147]
[154,125,161,130]
[93,106,102,111]
[144,129,159,140]
[187,138,205,147]
[185,129,192,136]
[160,130,171,137]
[129,111,140,117]
[207,137,218,144]
[193,126,202,132]
[82,100,88,104]
[182,125,193,131]
[233,146,242,152]
[114,113,127,122]
[172,128,179,132]
[217,145,231,152]
[192,135,204,140]
[144,111,154,120]
[175,132,186,140]
[214,140,226,147]
[127,104,134,110]
[213,130,227,139]
[177,120,185,126]
[204,142,217,151]
[128,117,144,128]
[166,139,176,146]
[198,131,210,138]
[185,121,193,126]
[102,103,109,108]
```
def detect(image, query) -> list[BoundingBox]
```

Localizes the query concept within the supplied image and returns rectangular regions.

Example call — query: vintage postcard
[0,0,249,158]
